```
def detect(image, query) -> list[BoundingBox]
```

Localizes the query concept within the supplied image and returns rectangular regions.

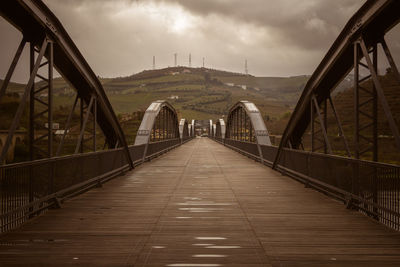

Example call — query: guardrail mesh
[211,136,400,231]
[1,137,192,233]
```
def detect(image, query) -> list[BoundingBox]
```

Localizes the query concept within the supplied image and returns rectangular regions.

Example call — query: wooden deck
[1,137,400,266]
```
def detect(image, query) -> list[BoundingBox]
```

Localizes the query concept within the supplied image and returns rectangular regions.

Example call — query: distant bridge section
[214,119,226,142]
[211,101,272,163]
[179,118,191,142]
[134,100,193,161]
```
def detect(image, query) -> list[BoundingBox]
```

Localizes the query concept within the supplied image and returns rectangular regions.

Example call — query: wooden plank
[0,138,400,266]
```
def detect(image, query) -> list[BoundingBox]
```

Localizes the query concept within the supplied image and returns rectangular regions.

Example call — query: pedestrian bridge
[1,0,400,266]
[1,137,400,266]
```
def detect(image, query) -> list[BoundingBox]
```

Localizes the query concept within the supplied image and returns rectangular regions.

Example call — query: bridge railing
[277,148,400,230]
[0,137,186,233]
[0,148,128,233]
[214,139,400,231]
[211,98,400,231]
[140,138,181,161]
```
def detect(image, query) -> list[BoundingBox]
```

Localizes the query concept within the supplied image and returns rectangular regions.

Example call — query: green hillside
[1,68,399,164]
[1,67,306,124]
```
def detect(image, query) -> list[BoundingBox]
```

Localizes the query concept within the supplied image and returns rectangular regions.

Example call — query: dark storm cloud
[152,0,363,50]
[2,0,399,82]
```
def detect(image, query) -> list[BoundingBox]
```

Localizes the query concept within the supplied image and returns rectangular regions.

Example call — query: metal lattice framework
[0,0,195,234]
[0,0,132,167]
[220,101,272,163]
[275,0,400,167]
[268,0,400,230]
[226,101,271,146]
[134,100,180,159]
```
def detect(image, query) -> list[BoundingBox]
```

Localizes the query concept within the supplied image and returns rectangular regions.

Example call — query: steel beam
[75,96,95,154]
[381,38,400,84]
[56,95,78,156]
[360,38,400,152]
[0,38,48,165]
[328,96,351,157]
[0,38,26,101]
[312,96,332,154]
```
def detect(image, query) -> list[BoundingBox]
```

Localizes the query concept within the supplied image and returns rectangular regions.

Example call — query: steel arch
[191,120,195,136]
[215,119,226,140]
[275,0,400,167]
[0,0,132,166]
[179,119,190,140]
[134,100,180,146]
[226,101,271,146]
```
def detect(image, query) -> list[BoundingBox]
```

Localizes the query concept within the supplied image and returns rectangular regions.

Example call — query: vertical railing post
[372,44,378,218]
[311,98,314,152]
[93,96,97,152]
[352,41,360,206]
[47,41,55,195]
[323,99,328,154]
[354,41,360,160]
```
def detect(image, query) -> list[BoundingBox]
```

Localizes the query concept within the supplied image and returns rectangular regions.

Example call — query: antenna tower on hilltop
[174,53,177,67]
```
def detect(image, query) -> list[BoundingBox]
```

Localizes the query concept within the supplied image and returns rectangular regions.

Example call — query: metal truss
[274,0,400,168]
[134,101,181,161]
[225,101,271,145]
[0,0,133,167]
[354,38,400,160]
[309,95,351,156]
[223,101,272,163]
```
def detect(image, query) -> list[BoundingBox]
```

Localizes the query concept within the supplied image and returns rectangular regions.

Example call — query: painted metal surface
[134,100,178,145]
[0,0,132,166]
[227,101,271,146]
[179,119,189,140]
[216,119,226,139]
[277,0,400,154]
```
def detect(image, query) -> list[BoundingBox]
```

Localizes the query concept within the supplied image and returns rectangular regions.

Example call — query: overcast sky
[1,0,400,82]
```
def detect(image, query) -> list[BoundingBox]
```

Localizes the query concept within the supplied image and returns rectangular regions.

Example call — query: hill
[1,67,308,125]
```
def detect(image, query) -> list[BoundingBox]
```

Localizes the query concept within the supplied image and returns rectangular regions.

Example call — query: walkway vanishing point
[1,138,400,267]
